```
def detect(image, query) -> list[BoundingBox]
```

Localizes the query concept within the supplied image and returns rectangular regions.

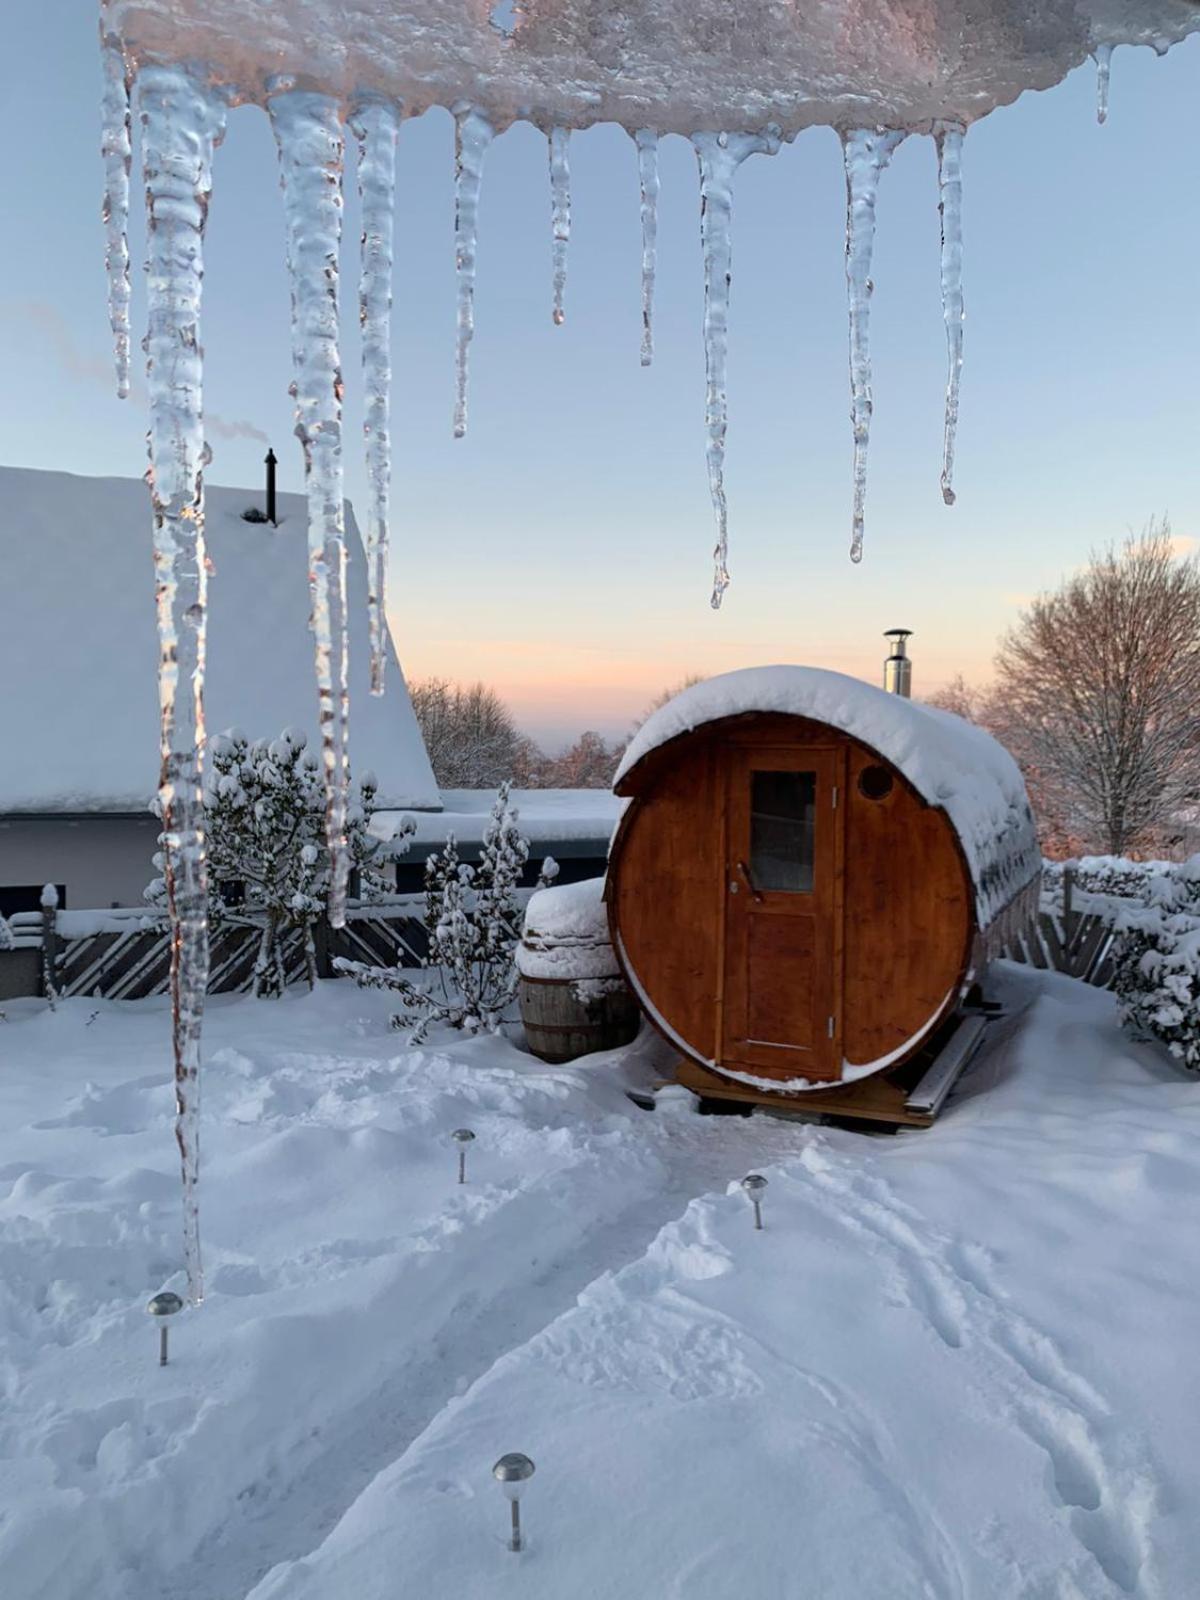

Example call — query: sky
[1,7,1197,749]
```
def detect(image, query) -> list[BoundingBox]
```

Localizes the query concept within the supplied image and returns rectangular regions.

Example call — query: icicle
[935,121,965,508]
[1095,44,1113,125]
[140,63,227,1307]
[350,99,400,697]
[453,106,494,440]
[269,88,352,926]
[100,32,132,399]
[635,129,659,367]
[843,128,906,564]
[549,125,571,326]
[694,132,767,609]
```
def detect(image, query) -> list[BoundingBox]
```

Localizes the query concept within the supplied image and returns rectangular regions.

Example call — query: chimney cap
[884,627,913,641]
[265,446,277,464]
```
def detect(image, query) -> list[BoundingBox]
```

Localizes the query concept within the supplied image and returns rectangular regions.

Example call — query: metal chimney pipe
[265,447,278,526]
[883,629,913,698]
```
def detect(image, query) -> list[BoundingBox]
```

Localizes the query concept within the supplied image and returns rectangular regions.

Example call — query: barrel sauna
[607,666,1040,1093]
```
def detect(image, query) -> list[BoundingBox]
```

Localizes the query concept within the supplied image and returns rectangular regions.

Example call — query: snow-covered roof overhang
[0,466,440,815]
[615,665,1041,927]
[107,1,1199,135]
[372,789,625,860]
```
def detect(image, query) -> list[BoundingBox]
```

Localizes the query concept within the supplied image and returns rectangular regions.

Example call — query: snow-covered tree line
[927,522,1200,859]
[409,673,708,791]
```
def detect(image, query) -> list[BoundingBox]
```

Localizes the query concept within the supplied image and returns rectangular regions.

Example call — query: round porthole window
[858,765,894,801]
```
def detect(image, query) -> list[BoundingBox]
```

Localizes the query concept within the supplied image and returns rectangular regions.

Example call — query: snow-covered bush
[1106,859,1200,1074]
[338,783,557,1042]
[147,728,404,998]
[1043,856,1171,902]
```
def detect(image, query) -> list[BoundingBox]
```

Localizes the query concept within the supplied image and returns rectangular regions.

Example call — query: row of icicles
[99,39,1116,1308]
[99,45,1120,930]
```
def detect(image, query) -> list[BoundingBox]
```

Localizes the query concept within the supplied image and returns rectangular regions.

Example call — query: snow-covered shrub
[1044,856,1169,901]
[338,783,557,1042]
[147,728,404,998]
[1104,858,1200,1073]
[1041,855,1200,1071]
[1088,851,1196,1075]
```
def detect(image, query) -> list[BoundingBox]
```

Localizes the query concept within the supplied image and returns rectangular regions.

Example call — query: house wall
[0,817,159,911]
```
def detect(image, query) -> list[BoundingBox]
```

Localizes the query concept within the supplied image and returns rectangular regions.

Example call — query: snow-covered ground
[1,966,1196,1599]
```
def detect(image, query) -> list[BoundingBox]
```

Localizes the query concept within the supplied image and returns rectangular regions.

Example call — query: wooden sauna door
[720,747,842,1080]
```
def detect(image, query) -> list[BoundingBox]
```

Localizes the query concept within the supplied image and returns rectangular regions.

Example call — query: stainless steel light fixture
[146,1290,184,1366]
[493,1452,536,1551]
[740,1173,768,1230]
[451,1127,476,1184]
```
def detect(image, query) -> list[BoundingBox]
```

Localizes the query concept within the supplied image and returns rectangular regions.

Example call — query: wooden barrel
[518,878,639,1064]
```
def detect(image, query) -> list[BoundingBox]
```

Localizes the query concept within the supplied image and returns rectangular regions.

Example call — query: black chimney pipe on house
[265,447,278,526]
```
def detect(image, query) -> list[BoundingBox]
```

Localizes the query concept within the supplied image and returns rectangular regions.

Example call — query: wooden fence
[0,901,429,1003]
[1,874,1128,1005]
[999,907,1117,987]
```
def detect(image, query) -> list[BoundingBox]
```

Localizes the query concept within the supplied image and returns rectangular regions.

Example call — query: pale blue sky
[1,5,1197,745]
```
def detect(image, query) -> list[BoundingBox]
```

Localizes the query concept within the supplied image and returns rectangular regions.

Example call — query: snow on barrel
[518,878,639,1064]
[607,666,1041,1092]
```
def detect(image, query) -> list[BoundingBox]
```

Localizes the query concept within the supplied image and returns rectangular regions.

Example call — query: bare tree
[628,672,706,736]
[511,733,550,789]
[994,521,1200,856]
[410,678,532,789]
[540,730,620,788]
[922,673,987,722]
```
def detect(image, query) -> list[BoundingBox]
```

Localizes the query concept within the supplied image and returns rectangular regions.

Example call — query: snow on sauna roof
[615,665,1040,924]
[0,465,440,814]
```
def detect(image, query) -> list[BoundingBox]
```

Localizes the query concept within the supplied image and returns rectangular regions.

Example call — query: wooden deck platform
[675,1009,993,1130]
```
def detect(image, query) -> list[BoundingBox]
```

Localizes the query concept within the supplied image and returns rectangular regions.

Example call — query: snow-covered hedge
[1063,857,1200,1074]
[1104,861,1200,1074]
[1043,857,1176,902]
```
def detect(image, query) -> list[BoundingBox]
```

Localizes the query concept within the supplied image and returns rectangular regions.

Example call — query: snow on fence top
[108,1,1197,134]
[615,665,1041,927]
[0,466,440,815]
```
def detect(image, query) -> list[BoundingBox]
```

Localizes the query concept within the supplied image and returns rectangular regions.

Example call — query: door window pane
[750,771,815,892]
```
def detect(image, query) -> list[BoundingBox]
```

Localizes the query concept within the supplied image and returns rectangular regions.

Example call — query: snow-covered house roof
[0,465,440,813]
[615,665,1041,926]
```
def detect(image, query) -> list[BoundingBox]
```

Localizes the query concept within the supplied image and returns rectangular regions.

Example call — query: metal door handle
[736,860,764,903]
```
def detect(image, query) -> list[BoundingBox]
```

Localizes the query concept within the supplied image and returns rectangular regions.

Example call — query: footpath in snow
[1,964,1196,1599]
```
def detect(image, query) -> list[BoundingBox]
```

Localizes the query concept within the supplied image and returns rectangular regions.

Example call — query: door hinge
[827,1015,835,1038]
